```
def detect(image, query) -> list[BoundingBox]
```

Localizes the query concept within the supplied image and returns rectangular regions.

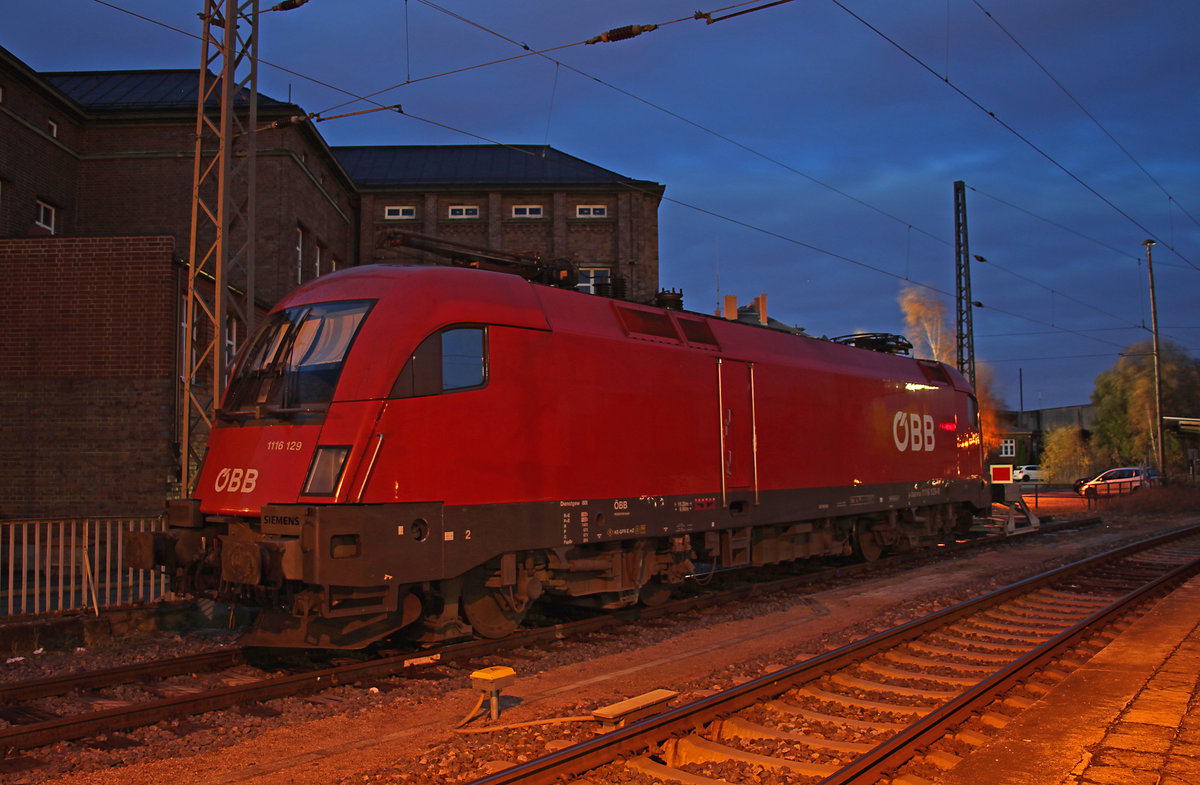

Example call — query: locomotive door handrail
[749,363,759,505]
[717,359,726,508]
[355,433,386,503]
[716,359,759,508]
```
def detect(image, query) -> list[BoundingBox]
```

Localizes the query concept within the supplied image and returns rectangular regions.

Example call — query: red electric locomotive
[146,264,988,648]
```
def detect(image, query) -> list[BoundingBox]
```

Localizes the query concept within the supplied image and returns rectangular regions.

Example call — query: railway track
[462,524,1200,785]
[0,521,1021,756]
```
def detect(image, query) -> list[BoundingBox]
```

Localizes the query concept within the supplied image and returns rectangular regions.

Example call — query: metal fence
[1,517,170,617]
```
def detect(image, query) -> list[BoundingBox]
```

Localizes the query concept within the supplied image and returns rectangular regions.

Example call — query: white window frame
[384,205,416,220]
[999,439,1016,458]
[448,205,480,219]
[511,205,543,218]
[576,266,612,295]
[35,200,55,233]
[576,205,607,218]
[47,119,58,138]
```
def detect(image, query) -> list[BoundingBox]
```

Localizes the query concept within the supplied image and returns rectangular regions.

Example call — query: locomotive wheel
[853,520,883,563]
[638,578,673,607]
[462,568,530,638]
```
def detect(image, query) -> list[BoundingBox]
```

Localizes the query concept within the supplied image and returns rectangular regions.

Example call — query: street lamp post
[1143,239,1165,477]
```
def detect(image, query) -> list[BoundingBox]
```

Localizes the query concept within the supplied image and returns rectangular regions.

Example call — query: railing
[1,517,170,617]
[1084,479,1153,499]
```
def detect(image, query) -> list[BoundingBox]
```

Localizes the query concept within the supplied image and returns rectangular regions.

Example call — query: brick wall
[363,188,661,300]
[0,236,177,517]
[0,58,81,238]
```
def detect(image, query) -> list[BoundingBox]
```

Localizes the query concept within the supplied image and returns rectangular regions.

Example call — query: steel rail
[463,523,1200,785]
[821,553,1200,784]
[0,648,246,705]
[0,514,1105,754]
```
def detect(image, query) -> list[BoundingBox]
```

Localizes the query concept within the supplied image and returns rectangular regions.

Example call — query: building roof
[332,145,664,192]
[41,69,294,113]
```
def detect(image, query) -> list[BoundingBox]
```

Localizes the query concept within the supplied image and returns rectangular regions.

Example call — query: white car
[1013,465,1044,482]
[1077,466,1160,497]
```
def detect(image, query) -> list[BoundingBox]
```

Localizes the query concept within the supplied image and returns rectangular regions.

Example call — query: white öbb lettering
[892,412,935,452]
[215,467,259,493]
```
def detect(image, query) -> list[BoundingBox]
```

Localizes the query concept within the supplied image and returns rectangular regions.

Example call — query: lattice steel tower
[953,180,976,389]
[180,0,259,493]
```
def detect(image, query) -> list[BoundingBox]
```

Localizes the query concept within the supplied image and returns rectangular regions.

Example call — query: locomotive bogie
[158,265,988,648]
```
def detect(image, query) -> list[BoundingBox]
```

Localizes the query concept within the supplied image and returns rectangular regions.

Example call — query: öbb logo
[215,467,259,493]
[892,412,935,452]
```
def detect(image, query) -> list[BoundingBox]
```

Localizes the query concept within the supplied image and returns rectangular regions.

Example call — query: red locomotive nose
[196,424,323,515]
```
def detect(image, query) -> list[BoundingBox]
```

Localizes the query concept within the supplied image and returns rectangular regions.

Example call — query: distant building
[338,145,664,303]
[990,404,1096,466]
[0,44,663,517]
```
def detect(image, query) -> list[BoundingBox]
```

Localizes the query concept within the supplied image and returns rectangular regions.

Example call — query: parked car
[1013,465,1045,482]
[1076,466,1160,497]
[1072,472,1100,494]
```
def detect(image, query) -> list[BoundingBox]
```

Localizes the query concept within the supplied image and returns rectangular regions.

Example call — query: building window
[999,439,1016,458]
[47,119,58,138]
[576,205,607,218]
[448,205,479,219]
[314,244,323,279]
[385,205,416,220]
[512,205,543,218]
[35,200,55,233]
[577,267,611,295]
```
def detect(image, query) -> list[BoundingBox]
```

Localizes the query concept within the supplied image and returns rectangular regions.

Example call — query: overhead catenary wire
[83,0,1197,361]
[93,0,1187,334]
[971,0,1200,238]
[828,0,1200,273]
[393,1,1191,353]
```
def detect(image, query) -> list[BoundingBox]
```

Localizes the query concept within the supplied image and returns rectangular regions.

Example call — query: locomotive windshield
[222,300,373,414]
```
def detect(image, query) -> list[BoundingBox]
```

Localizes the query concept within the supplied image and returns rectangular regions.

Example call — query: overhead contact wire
[828,0,1200,273]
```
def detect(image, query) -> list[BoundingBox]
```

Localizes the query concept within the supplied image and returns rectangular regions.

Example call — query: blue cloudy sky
[6,0,1199,410]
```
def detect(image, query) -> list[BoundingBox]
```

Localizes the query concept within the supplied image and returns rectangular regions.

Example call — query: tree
[1090,339,1200,474]
[897,285,1006,452]
[899,285,950,363]
[1040,426,1099,484]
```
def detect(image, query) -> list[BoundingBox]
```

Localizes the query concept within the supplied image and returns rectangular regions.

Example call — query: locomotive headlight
[303,446,350,496]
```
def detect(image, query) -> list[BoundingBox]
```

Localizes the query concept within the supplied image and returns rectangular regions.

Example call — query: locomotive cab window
[391,326,487,398]
[223,300,373,414]
[967,394,980,428]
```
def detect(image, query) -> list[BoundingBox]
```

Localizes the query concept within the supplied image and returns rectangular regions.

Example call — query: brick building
[338,145,664,302]
[0,45,664,517]
[989,404,1097,467]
